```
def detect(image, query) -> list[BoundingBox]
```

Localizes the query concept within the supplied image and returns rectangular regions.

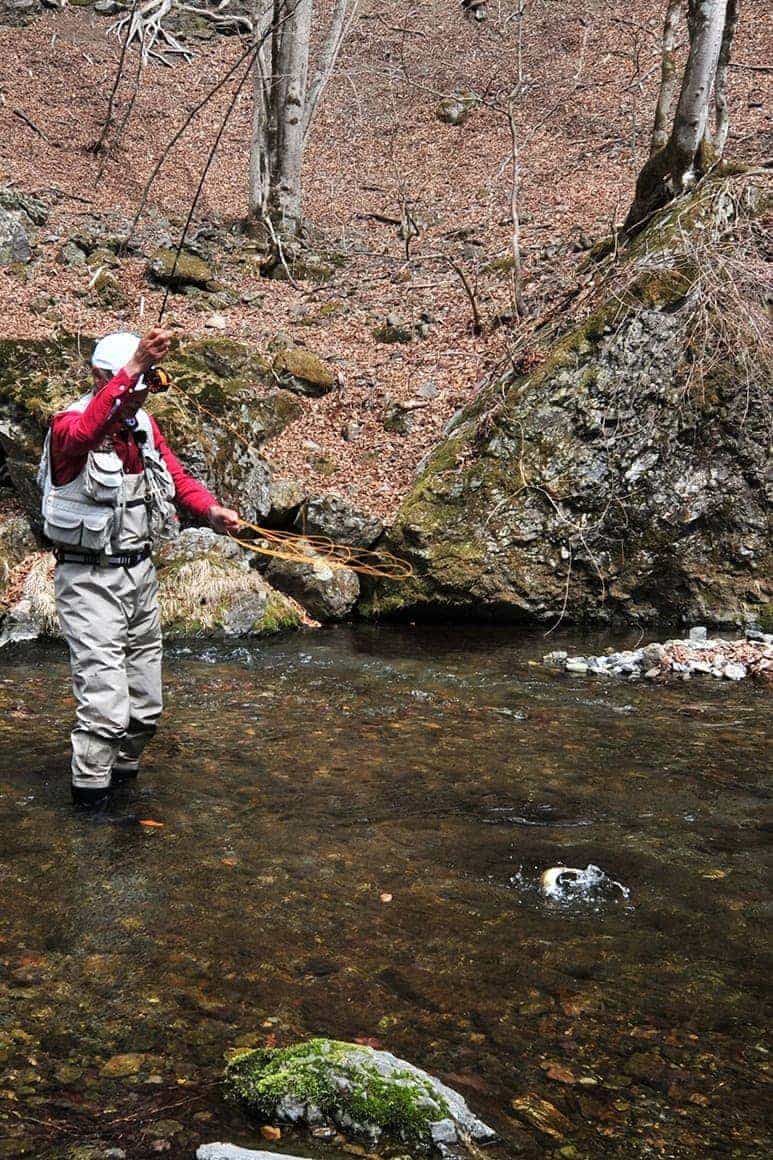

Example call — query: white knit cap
[91,331,140,374]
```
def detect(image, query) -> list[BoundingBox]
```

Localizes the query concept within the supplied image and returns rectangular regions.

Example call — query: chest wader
[38,399,177,793]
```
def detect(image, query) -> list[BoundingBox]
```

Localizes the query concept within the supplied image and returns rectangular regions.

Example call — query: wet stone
[99,1052,151,1078]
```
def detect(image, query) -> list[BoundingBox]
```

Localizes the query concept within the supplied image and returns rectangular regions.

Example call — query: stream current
[0,625,770,1159]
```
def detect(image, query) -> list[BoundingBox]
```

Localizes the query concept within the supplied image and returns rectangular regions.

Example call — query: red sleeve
[51,369,140,456]
[149,415,218,520]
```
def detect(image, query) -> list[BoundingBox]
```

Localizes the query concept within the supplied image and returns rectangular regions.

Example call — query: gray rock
[723,662,746,681]
[197,1148,307,1160]
[58,240,87,266]
[225,1040,495,1152]
[689,626,708,642]
[436,89,479,126]
[296,494,383,548]
[0,206,31,265]
[267,477,307,526]
[0,186,47,227]
[266,551,359,622]
[382,401,415,435]
[642,642,666,668]
[94,0,121,14]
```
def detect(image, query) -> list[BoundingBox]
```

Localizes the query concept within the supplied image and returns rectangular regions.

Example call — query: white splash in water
[539,864,630,902]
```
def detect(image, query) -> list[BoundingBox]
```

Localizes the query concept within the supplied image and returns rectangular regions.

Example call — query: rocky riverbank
[544,627,773,682]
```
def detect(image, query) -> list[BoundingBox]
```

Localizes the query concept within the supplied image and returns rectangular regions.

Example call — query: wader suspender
[130,426,154,549]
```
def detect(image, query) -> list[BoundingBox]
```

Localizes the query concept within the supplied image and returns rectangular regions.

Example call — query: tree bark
[625,0,730,234]
[248,0,281,221]
[651,0,684,155]
[714,0,739,154]
[303,0,359,137]
[272,0,313,236]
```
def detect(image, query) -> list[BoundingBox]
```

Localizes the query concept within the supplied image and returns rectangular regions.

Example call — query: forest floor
[0,1,769,519]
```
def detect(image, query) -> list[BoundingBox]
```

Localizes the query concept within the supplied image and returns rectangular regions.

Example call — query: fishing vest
[37,394,177,554]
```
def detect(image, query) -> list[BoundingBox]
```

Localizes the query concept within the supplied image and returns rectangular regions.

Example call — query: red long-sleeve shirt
[49,368,217,520]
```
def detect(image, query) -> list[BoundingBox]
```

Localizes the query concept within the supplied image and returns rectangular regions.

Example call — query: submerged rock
[198,1147,306,1160]
[224,1038,495,1152]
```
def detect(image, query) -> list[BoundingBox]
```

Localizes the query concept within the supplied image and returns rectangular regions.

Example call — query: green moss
[260,591,302,634]
[273,347,335,390]
[225,1038,450,1148]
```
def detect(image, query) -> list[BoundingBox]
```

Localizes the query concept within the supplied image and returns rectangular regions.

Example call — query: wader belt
[53,545,152,568]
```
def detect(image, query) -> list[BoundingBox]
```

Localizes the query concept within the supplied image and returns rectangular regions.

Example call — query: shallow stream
[0,626,770,1159]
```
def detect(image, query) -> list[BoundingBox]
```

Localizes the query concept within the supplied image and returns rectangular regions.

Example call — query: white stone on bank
[543,627,772,683]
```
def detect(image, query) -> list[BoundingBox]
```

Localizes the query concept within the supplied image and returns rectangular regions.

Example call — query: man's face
[91,367,147,417]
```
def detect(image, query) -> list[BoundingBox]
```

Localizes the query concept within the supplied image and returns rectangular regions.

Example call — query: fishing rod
[156,43,257,322]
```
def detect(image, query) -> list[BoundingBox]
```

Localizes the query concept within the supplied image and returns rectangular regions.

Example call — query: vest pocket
[44,502,113,551]
[85,451,124,503]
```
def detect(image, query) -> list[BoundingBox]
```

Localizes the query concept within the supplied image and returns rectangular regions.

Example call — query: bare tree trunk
[303,0,359,137]
[272,0,313,236]
[714,0,739,154]
[625,0,730,234]
[248,0,359,243]
[248,0,279,221]
[651,0,684,155]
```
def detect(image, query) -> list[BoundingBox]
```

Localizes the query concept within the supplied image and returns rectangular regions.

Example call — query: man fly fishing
[38,327,241,809]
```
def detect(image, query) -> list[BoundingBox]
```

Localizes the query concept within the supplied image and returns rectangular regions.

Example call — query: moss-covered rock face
[0,333,302,525]
[224,1038,494,1152]
[366,178,772,628]
[155,529,301,638]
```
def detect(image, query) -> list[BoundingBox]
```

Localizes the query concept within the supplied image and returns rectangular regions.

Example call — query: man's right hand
[125,327,172,380]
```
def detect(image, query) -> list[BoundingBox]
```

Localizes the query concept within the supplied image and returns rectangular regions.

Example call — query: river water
[0,626,770,1159]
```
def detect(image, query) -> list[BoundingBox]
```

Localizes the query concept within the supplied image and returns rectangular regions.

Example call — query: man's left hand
[208,505,242,535]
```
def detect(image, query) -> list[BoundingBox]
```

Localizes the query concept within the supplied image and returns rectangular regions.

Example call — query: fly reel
[145,366,172,394]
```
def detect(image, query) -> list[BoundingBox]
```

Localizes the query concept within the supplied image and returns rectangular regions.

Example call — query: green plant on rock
[225,1038,450,1149]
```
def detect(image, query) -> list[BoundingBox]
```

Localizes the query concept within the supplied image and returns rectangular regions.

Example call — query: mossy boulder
[365,177,771,628]
[272,346,336,396]
[148,247,215,290]
[436,89,479,127]
[155,529,302,638]
[224,1038,495,1152]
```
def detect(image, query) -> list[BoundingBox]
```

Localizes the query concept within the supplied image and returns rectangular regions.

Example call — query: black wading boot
[71,783,113,810]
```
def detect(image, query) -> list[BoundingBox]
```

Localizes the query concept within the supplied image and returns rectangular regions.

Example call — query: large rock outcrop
[366,176,771,628]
